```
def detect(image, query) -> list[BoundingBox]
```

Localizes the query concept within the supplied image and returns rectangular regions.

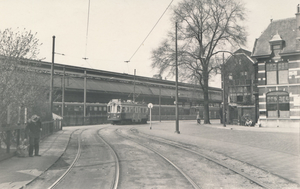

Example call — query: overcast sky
[1,0,299,87]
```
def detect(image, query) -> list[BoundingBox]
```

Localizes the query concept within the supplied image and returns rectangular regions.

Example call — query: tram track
[114,127,280,189]
[47,129,85,189]
[47,126,120,189]
[126,128,277,189]
[114,128,201,189]
[96,128,120,189]
[23,125,295,188]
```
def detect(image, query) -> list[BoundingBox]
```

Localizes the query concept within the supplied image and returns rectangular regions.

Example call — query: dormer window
[269,32,284,58]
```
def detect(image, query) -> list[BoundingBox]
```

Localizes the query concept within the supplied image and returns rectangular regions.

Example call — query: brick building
[251,5,300,127]
[223,48,258,125]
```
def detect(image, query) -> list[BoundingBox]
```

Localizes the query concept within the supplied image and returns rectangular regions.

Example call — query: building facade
[223,49,258,125]
[251,5,300,127]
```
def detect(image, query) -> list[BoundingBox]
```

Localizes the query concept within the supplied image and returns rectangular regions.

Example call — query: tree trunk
[202,71,210,124]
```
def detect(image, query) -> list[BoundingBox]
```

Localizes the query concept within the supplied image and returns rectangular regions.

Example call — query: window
[266,62,288,84]
[117,105,121,113]
[266,92,289,118]
[107,106,111,113]
[237,96,243,102]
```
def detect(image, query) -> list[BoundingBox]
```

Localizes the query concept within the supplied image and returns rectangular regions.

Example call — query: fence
[62,115,109,126]
[0,120,62,160]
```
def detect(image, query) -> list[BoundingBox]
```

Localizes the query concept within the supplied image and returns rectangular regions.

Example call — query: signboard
[148,103,153,109]
[148,103,153,130]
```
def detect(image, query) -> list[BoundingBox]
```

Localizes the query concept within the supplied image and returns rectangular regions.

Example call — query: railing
[0,120,62,160]
[62,115,109,126]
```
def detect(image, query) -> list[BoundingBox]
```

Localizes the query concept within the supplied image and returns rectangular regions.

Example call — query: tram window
[117,105,121,113]
[99,107,102,111]
[103,107,106,111]
[107,106,111,113]
[94,107,98,111]
[122,107,125,112]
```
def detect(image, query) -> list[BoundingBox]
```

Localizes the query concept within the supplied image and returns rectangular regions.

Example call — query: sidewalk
[205,122,300,133]
[0,130,71,189]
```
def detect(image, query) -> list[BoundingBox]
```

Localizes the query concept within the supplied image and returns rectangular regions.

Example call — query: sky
[1,0,299,87]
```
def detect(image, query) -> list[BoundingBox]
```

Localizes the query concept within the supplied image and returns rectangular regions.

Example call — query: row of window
[89,106,107,111]
[265,92,289,118]
[108,105,148,114]
[55,106,107,112]
[266,62,289,85]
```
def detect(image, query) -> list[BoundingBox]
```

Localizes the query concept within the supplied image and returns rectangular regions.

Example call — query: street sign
[148,103,153,109]
[148,103,153,130]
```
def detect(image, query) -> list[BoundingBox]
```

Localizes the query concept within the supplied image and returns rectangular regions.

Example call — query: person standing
[26,115,42,157]
[196,112,201,124]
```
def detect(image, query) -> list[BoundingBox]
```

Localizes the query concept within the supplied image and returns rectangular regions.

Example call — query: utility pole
[133,69,136,102]
[175,22,180,134]
[222,53,226,127]
[50,36,55,119]
[84,70,87,119]
[62,67,65,117]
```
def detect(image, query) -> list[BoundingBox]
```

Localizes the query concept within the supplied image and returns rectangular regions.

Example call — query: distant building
[223,48,258,125]
[251,5,300,127]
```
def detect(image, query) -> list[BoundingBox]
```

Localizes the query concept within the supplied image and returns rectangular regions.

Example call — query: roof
[226,48,255,65]
[234,48,252,57]
[252,17,297,57]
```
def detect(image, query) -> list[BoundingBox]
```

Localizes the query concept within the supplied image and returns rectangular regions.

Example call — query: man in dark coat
[26,115,42,157]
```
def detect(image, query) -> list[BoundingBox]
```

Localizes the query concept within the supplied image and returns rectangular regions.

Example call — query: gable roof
[226,48,255,65]
[234,48,252,56]
[252,17,296,57]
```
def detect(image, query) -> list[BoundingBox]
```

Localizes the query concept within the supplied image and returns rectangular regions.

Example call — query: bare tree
[151,0,247,123]
[0,28,49,124]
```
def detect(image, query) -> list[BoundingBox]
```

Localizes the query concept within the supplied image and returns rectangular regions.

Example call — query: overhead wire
[83,0,93,68]
[127,0,174,62]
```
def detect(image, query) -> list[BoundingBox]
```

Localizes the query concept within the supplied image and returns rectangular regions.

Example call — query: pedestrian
[196,113,201,124]
[26,115,42,157]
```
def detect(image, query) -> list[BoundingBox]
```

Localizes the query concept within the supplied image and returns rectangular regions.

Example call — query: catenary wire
[83,0,91,61]
[127,0,174,62]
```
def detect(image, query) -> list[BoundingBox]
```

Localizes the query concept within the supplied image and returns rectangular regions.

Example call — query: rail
[0,120,62,160]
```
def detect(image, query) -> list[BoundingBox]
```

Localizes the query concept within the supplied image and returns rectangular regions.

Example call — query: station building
[251,5,300,127]
[0,56,222,124]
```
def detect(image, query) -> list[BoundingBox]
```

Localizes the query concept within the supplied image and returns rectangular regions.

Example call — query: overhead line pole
[133,69,136,102]
[222,53,226,127]
[62,67,65,118]
[175,22,180,134]
[50,36,55,119]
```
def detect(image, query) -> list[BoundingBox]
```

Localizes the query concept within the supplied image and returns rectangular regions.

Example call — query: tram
[107,99,148,124]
